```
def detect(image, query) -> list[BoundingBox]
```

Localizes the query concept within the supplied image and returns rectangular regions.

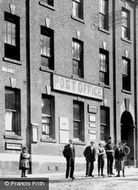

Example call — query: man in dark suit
[83,141,96,177]
[105,137,114,176]
[63,139,75,180]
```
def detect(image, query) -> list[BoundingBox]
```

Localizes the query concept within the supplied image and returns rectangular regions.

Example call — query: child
[19,146,31,177]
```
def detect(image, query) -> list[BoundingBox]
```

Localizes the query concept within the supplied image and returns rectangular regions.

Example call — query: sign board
[89,130,96,134]
[0,178,49,190]
[89,115,96,122]
[53,74,103,100]
[60,117,69,130]
[89,123,96,128]
[32,124,39,143]
[88,105,98,113]
[5,143,22,151]
[60,130,69,144]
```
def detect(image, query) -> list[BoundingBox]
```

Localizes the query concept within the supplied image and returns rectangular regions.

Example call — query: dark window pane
[5,88,21,135]
[99,50,109,85]
[4,12,20,60]
[72,39,83,77]
[5,89,16,110]
[73,121,80,139]
[42,0,54,6]
[122,8,130,40]
[41,56,49,67]
[41,26,54,70]
[42,97,51,115]
[99,0,108,30]
[72,0,83,19]
[100,107,110,141]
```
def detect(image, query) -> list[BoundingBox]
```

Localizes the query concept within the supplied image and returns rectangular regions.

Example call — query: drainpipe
[112,0,117,144]
[134,0,137,168]
[26,0,32,174]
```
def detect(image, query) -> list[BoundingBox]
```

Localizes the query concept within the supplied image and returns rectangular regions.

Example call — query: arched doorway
[121,111,134,165]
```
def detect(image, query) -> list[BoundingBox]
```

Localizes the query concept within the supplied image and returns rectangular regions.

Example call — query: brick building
[0,0,138,175]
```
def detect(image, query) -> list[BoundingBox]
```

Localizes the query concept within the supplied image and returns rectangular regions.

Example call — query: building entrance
[121,111,134,166]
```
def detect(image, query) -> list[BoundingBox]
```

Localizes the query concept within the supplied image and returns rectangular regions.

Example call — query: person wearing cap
[114,142,126,177]
[19,146,31,177]
[97,142,105,177]
[105,137,114,176]
[83,141,96,177]
[62,139,75,180]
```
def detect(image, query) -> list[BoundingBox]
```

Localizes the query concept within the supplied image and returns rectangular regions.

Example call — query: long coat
[115,148,125,171]
[63,144,75,160]
[83,146,96,162]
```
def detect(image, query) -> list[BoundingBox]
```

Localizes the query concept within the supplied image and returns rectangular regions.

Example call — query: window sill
[41,136,56,143]
[39,1,55,11]
[40,66,55,73]
[71,15,85,24]
[121,89,132,95]
[4,133,23,140]
[3,57,22,65]
[98,27,110,35]
[73,139,86,146]
[71,75,85,82]
[121,37,131,44]
[98,83,111,89]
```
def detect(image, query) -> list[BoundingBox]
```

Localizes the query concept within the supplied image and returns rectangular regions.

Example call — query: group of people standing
[18,137,127,178]
[63,137,128,180]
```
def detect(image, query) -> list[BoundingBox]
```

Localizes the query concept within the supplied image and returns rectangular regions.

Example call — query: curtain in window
[5,21,16,46]
[5,111,13,131]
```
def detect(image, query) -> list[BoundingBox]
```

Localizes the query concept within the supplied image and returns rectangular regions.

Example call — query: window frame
[41,26,54,70]
[100,106,110,141]
[73,100,84,142]
[122,57,131,91]
[5,87,21,136]
[41,95,55,139]
[4,12,20,61]
[41,0,54,7]
[72,38,84,78]
[122,7,130,40]
[72,0,83,20]
[99,48,109,85]
[99,0,109,31]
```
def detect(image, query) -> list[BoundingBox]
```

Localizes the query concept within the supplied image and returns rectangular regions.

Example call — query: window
[5,88,21,135]
[41,26,54,70]
[41,0,54,6]
[72,0,83,20]
[99,49,109,85]
[99,0,109,30]
[41,95,55,139]
[4,12,20,60]
[100,106,110,141]
[72,39,83,78]
[73,101,84,141]
[122,8,130,40]
[122,58,131,91]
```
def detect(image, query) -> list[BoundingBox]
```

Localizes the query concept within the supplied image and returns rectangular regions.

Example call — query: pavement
[1,167,138,190]
[40,167,138,190]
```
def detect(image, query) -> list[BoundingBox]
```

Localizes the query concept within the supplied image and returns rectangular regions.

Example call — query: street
[49,167,138,190]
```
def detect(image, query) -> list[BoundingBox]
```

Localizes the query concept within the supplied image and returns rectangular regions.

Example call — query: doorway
[121,111,134,165]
